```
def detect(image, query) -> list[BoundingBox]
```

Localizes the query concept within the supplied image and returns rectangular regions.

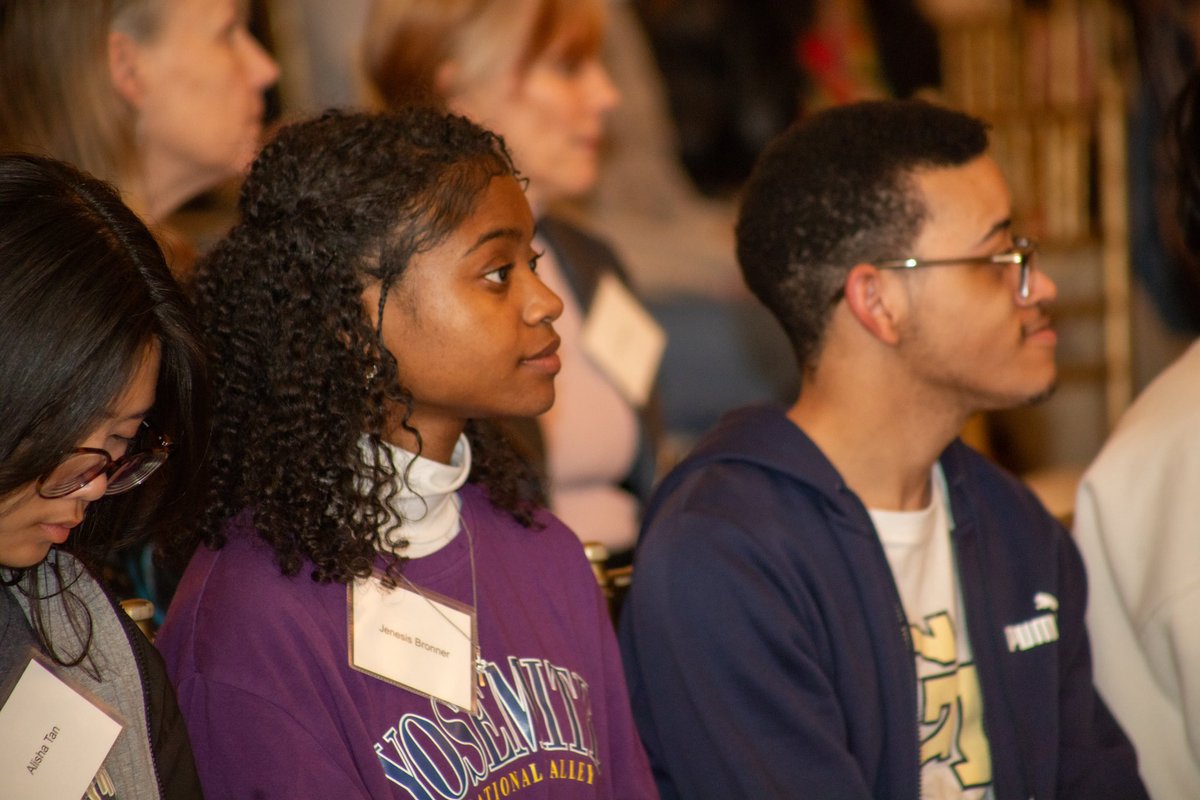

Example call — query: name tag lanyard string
[395,512,486,687]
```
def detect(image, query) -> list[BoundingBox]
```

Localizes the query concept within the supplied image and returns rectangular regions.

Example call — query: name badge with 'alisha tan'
[581,273,667,408]
[349,573,478,713]
[0,651,124,800]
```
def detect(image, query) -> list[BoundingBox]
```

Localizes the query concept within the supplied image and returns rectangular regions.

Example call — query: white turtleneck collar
[366,434,472,559]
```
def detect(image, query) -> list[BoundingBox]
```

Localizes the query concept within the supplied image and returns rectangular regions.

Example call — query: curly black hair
[736,99,989,373]
[186,108,545,585]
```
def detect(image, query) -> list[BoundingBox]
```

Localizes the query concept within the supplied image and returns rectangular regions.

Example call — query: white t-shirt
[870,466,994,800]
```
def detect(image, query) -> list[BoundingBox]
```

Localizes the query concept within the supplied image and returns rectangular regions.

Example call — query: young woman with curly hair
[363,0,658,558]
[155,108,655,799]
[0,153,207,799]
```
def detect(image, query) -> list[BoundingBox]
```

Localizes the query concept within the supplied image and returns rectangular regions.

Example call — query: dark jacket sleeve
[115,605,204,800]
[619,506,878,800]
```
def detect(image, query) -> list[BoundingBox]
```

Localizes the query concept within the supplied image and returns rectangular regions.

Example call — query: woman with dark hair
[0,153,207,799]
[156,108,655,798]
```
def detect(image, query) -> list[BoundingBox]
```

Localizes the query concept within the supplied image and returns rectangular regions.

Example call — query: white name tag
[349,575,477,713]
[581,273,666,408]
[0,652,123,800]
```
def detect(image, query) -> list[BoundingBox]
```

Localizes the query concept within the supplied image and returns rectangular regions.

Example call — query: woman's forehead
[524,0,605,60]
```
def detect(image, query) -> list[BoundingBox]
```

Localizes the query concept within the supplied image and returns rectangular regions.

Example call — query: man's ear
[108,30,145,108]
[842,263,903,346]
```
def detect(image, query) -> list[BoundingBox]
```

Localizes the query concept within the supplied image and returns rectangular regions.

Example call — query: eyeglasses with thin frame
[873,236,1039,302]
[35,421,173,500]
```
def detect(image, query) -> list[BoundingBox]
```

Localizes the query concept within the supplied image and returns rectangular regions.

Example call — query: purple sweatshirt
[157,484,656,799]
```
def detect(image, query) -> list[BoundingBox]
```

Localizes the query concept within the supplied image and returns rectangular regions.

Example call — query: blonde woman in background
[0,0,276,614]
[0,0,278,229]
[364,0,660,558]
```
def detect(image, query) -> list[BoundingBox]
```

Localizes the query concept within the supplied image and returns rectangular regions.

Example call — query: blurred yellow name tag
[0,653,123,800]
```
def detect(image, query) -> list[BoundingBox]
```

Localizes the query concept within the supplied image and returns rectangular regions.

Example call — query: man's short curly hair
[736,99,989,372]
[188,108,543,584]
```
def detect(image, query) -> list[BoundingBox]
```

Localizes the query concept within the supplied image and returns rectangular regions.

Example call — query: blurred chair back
[119,597,156,642]
[583,542,633,625]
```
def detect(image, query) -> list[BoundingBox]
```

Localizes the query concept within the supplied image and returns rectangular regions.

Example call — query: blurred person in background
[1073,68,1200,800]
[1120,0,1200,336]
[0,0,278,248]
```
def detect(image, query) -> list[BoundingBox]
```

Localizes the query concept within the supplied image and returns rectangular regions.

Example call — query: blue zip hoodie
[619,405,1146,799]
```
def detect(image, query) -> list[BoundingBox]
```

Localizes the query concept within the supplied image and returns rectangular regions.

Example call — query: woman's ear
[842,263,903,346]
[434,60,460,100]
[108,30,145,108]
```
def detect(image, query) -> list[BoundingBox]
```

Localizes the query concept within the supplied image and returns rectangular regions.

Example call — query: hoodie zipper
[893,594,923,800]
[115,595,166,798]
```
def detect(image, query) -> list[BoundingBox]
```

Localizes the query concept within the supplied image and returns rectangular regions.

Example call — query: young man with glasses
[620,100,1147,799]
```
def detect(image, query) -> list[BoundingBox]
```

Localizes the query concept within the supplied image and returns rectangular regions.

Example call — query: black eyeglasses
[35,421,173,500]
[873,237,1039,302]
